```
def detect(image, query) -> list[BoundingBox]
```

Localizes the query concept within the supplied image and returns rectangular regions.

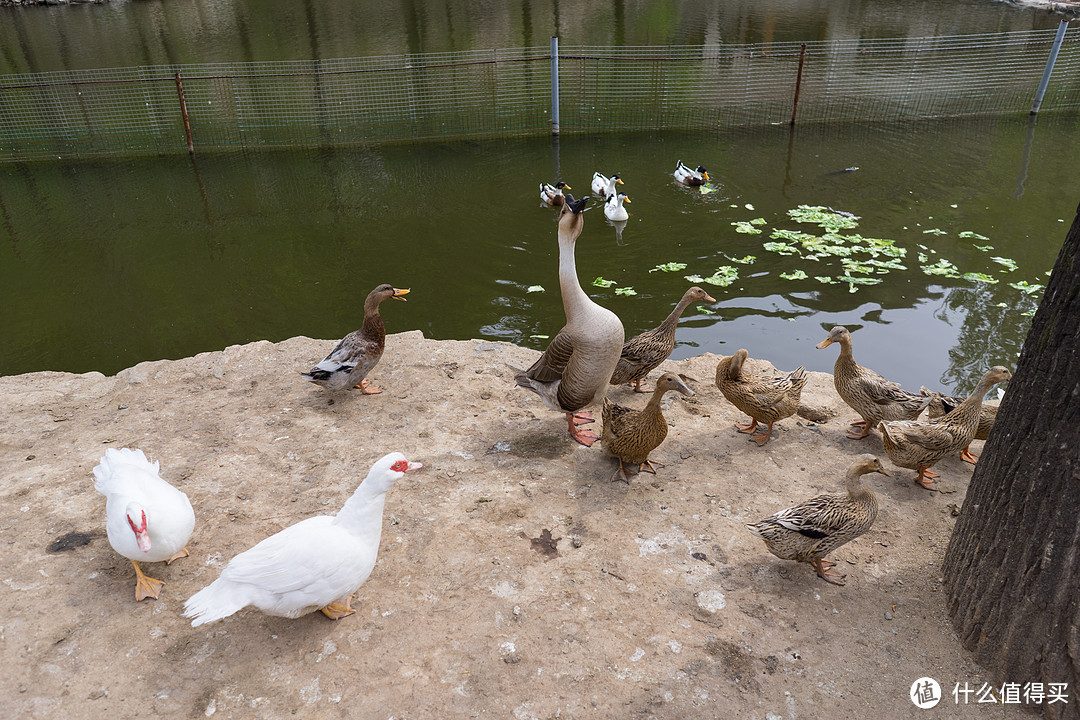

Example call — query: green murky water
[2,116,1075,394]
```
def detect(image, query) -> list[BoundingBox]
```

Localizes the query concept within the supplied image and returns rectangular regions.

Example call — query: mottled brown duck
[610,286,716,392]
[746,454,888,585]
[880,366,1012,490]
[714,349,807,446]
[515,195,625,446]
[920,386,999,464]
[600,373,694,482]
[816,326,929,439]
[301,284,410,393]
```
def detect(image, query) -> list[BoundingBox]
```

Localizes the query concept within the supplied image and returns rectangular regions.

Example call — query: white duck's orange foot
[131,560,164,601]
[355,379,382,394]
[320,597,355,620]
[166,547,189,565]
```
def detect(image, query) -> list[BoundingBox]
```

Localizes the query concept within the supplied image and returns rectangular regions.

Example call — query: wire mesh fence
[0,28,1077,162]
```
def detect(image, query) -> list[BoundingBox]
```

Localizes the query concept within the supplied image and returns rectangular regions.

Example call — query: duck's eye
[391,460,409,472]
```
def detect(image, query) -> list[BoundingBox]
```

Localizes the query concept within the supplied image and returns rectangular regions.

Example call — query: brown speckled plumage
[610,287,715,390]
[600,373,693,482]
[714,349,807,446]
[746,455,888,585]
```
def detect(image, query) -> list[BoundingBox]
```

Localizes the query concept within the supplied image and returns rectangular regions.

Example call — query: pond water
[2,115,1075,394]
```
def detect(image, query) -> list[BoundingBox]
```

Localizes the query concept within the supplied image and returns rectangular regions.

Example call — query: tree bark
[943,202,1080,719]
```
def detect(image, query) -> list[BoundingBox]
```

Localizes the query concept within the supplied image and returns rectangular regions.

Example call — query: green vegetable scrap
[530,334,549,339]
[697,306,717,315]
[592,277,616,288]
[787,205,860,231]
[990,256,1018,272]
[922,228,948,235]
[959,231,990,241]
[732,221,763,234]
[1008,281,1044,295]
[526,285,545,293]
[763,241,800,255]
[973,245,994,252]
[727,254,757,264]
[649,262,688,273]
[814,276,838,284]
[921,259,961,278]
[779,270,808,281]
[962,272,998,284]
[700,185,717,195]
[840,275,883,293]
[615,286,638,296]
[685,265,739,287]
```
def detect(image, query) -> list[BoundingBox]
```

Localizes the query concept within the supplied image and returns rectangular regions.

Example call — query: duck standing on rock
[301,283,409,394]
[611,286,716,392]
[673,160,709,187]
[816,326,929,439]
[516,195,625,446]
[920,386,999,464]
[746,454,888,585]
[715,349,807,446]
[184,452,421,626]
[601,372,694,482]
[880,366,1012,490]
[93,448,195,601]
[540,181,570,207]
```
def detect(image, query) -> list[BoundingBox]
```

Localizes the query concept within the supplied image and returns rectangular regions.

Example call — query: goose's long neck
[659,295,694,332]
[843,469,876,505]
[334,483,389,538]
[947,375,995,423]
[558,235,589,318]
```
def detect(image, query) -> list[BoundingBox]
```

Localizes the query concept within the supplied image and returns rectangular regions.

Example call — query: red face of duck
[391,459,423,473]
[127,510,151,552]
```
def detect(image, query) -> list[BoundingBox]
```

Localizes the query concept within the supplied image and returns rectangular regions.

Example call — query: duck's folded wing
[525,329,574,383]
[885,420,958,450]
[771,496,844,538]
[220,518,354,594]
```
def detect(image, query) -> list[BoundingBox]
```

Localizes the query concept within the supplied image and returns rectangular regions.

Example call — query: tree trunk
[943,202,1080,719]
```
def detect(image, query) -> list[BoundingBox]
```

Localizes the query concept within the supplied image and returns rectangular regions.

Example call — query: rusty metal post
[790,43,807,126]
[175,72,194,154]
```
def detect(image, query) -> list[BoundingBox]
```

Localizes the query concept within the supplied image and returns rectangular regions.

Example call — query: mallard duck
[93,448,195,601]
[816,326,929,439]
[611,286,716,392]
[539,180,570,207]
[880,366,1011,490]
[516,195,626,446]
[746,454,888,585]
[604,192,631,222]
[301,284,409,393]
[920,386,999,464]
[715,349,807,446]
[673,160,709,187]
[591,172,623,198]
[600,373,694,482]
[184,452,421,626]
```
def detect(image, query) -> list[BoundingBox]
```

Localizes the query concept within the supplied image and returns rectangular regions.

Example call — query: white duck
[604,192,631,222]
[183,452,421,626]
[674,160,709,187]
[539,180,570,207]
[515,195,625,446]
[93,448,195,601]
[591,172,623,198]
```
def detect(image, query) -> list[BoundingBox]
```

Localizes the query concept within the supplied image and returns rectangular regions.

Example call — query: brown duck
[715,349,807,446]
[880,366,1012,490]
[746,454,888,585]
[816,326,929,439]
[302,284,410,393]
[601,373,694,482]
[920,386,999,464]
[610,286,716,392]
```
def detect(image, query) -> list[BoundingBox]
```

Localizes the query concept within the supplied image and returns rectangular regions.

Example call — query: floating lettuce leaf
[959,231,991,241]
[918,253,929,263]
[763,241,801,255]
[996,302,1008,308]
[922,228,948,235]
[687,265,740,287]
[526,285,545,293]
[963,272,999,284]
[614,286,637,296]
[921,259,961,278]
[1023,309,1036,317]
[841,259,876,275]
[779,269,808,280]
[530,334,549,339]
[700,185,717,195]
[770,229,819,243]
[592,277,616,288]
[650,262,687,273]
[788,205,860,231]
[815,276,838,284]
[973,244,994,252]
[732,221,763,234]
[697,306,717,315]
[750,217,767,225]
[990,256,1018,271]
[745,203,755,210]
[727,254,756,264]
[866,258,908,271]
[840,275,883,293]
[1009,280,1044,295]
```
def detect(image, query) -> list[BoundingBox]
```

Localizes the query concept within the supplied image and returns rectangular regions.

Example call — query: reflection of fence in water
[0,29,1077,162]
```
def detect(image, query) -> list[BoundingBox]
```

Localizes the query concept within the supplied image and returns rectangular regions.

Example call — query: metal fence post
[175,72,194,154]
[551,36,560,136]
[790,43,807,126]
[1031,20,1068,115]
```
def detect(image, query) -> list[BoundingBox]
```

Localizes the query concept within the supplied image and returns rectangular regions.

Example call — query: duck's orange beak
[392,288,410,301]
[816,338,833,349]
[703,172,710,181]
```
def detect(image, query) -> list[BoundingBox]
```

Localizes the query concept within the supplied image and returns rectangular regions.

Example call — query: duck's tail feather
[183,580,246,628]
[92,447,159,494]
